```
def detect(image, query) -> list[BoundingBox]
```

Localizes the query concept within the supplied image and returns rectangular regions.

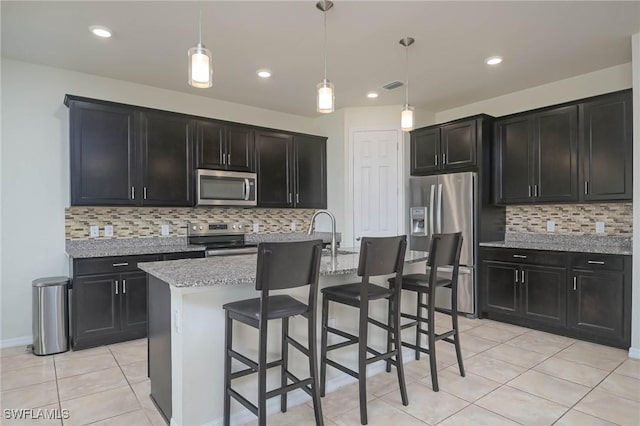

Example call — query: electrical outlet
[596,221,605,234]
[253,222,260,233]
[104,225,114,237]
[546,220,555,233]
[89,225,99,238]
[161,224,170,236]
[290,222,297,232]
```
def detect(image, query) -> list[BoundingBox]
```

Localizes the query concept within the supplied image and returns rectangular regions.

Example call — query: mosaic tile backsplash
[66,207,316,240]
[506,203,632,237]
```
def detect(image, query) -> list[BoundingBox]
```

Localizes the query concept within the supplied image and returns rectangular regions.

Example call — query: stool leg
[415,292,422,361]
[308,311,324,426]
[320,297,329,397]
[393,294,409,406]
[223,312,232,426]
[258,322,268,426]
[451,301,465,377]
[385,298,392,373]
[281,317,289,413]
[427,294,438,392]
[358,308,368,425]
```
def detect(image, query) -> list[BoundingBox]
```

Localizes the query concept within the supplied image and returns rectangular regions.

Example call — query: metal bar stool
[387,232,464,392]
[320,235,408,425]
[223,240,324,426]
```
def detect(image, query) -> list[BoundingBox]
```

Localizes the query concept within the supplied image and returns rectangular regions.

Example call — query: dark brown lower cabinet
[73,274,121,343]
[481,247,630,348]
[121,272,149,332]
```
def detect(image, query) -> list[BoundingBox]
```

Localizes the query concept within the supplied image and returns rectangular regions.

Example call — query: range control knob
[199,226,204,230]
[238,224,243,229]
[232,225,237,230]
[192,225,197,230]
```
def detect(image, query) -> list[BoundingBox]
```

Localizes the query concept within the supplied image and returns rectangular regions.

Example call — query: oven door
[196,169,256,206]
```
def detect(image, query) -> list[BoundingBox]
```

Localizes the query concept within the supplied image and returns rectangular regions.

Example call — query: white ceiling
[2,1,639,117]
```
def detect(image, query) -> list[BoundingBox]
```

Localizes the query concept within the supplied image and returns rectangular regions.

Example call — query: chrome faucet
[307,210,338,258]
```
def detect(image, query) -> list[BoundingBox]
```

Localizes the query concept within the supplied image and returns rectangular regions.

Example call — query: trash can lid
[32,277,70,287]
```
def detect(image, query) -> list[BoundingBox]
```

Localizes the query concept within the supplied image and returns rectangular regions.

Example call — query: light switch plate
[89,225,99,238]
[161,224,170,236]
[253,222,260,233]
[104,225,114,237]
[596,221,605,234]
[546,220,555,233]
[290,222,297,232]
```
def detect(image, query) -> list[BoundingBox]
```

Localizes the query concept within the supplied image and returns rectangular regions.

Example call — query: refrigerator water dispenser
[410,207,428,236]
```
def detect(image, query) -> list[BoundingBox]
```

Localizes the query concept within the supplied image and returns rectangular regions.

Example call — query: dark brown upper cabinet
[494,90,631,205]
[580,90,633,201]
[195,121,254,172]
[255,131,327,209]
[69,100,138,206]
[410,116,490,176]
[140,111,193,206]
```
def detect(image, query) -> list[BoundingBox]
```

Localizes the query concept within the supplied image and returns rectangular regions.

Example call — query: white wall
[436,63,632,123]
[0,59,318,343]
[631,33,640,359]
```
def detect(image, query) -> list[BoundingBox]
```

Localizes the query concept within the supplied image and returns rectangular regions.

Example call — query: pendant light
[400,37,415,131]
[188,10,213,88]
[316,1,334,113]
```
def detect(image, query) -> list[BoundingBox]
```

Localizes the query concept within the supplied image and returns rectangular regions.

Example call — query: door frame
[347,127,406,248]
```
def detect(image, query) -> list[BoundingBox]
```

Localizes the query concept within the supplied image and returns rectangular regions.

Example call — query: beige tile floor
[1,315,639,426]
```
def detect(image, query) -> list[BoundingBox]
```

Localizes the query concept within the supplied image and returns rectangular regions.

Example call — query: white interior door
[352,129,400,247]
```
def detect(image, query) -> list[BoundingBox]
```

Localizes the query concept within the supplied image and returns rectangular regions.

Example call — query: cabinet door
[521,265,567,326]
[580,91,633,201]
[195,120,225,170]
[70,101,137,206]
[141,112,193,206]
[120,272,148,332]
[294,135,327,209]
[482,261,519,314]
[533,106,578,202]
[73,274,121,343]
[256,131,293,207]
[226,125,255,172]
[410,128,440,175]
[494,116,534,204]
[441,120,476,170]
[568,270,625,342]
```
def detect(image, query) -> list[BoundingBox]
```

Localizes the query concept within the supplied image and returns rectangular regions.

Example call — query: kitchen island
[139,248,427,426]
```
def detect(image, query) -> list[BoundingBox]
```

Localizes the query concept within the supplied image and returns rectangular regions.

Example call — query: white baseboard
[629,347,640,359]
[1,335,32,349]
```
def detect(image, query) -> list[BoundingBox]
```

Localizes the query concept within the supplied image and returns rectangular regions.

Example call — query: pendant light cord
[405,38,409,105]
[323,2,328,81]
[199,10,202,45]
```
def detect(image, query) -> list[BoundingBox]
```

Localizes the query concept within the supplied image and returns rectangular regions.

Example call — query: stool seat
[223,295,308,323]
[322,283,394,305]
[389,274,452,290]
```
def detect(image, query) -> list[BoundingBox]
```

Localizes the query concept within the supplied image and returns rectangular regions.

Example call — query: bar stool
[223,240,324,426]
[387,232,464,392]
[320,236,408,425]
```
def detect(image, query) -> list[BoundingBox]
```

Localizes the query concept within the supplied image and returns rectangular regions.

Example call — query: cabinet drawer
[571,254,624,271]
[481,248,567,267]
[74,255,161,276]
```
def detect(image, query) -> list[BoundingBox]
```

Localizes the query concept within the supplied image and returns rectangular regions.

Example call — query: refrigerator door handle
[437,183,443,233]
[429,184,435,236]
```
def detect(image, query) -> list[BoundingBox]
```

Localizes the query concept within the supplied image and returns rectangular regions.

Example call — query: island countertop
[138,248,428,288]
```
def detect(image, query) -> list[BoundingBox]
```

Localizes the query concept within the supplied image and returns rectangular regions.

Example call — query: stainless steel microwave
[196,169,257,206]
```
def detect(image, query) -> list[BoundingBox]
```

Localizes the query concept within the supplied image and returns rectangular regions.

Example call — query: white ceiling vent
[382,80,404,91]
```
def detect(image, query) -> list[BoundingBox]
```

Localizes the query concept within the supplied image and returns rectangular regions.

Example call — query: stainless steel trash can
[32,277,70,356]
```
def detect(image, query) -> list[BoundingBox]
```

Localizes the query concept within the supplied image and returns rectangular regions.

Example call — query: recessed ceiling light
[486,56,503,65]
[367,92,379,99]
[257,70,272,78]
[89,25,112,38]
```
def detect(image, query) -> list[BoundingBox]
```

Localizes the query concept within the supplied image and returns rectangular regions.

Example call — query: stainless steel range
[187,222,257,257]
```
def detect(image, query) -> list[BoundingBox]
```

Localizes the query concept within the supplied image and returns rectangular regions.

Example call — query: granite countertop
[480,233,632,255]
[246,232,341,245]
[138,248,428,288]
[65,237,205,259]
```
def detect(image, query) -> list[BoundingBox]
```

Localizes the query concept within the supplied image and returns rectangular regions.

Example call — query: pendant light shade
[188,11,212,88]
[316,1,334,114]
[400,37,415,131]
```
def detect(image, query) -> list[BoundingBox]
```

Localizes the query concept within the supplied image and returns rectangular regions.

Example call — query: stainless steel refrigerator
[409,172,477,315]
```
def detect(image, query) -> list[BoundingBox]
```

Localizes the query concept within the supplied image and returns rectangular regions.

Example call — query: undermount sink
[322,249,356,256]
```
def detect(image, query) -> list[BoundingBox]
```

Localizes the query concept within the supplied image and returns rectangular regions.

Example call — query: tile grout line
[52,356,64,426]
[110,343,156,425]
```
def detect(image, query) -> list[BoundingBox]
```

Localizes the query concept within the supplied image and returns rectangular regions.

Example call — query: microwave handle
[244,178,250,201]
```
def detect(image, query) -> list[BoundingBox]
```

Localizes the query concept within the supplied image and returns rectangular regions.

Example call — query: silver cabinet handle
[588,260,605,265]
[227,153,231,165]
[442,153,446,165]
[584,181,589,195]
[296,193,300,203]
[222,153,226,165]
[514,269,518,283]
[112,262,129,267]
[143,187,147,200]
[534,185,539,197]
[573,276,577,291]
[521,270,525,284]
[528,185,532,197]
[115,280,119,295]
[435,154,438,166]
[288,193,292,204]
[513,254,527,259]
[123,279,126,294]
[131,187,135,200]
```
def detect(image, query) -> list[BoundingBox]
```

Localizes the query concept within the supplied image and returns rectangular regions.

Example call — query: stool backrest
[427,232,463,275]
[255,240,323,291]
[357,236,407,278]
